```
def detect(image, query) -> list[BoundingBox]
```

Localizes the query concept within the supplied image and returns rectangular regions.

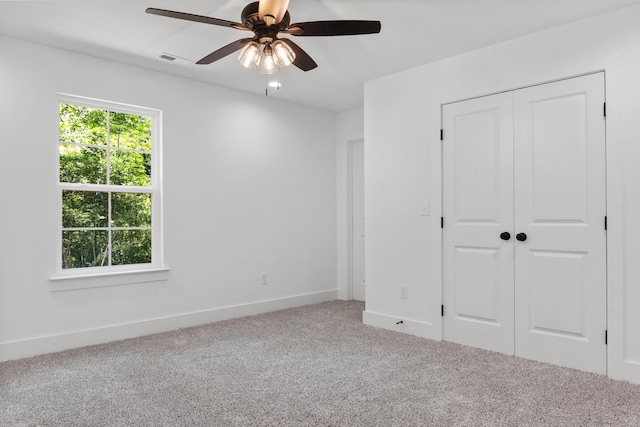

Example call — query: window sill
[49,267,170,292]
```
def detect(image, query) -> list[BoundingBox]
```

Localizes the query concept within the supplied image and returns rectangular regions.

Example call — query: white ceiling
[1,0,639,112]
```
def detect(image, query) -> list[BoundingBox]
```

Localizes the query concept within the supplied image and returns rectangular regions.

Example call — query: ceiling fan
[146,0,381,74]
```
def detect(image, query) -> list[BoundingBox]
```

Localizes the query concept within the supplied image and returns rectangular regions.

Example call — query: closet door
[442,92,515,355]
[513,73,607,374]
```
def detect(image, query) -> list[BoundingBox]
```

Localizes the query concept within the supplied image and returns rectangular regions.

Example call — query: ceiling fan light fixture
[259,44,279,74]
[146,3,381,74]
[238,41,261,68]
[272,40,295,67]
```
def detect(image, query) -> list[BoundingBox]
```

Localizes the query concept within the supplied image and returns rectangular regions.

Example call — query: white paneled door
[442,92,515,355]
[513,74,607,374]
[443,73,607,374]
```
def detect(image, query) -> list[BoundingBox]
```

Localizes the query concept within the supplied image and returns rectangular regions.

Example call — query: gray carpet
[2,301,640,426]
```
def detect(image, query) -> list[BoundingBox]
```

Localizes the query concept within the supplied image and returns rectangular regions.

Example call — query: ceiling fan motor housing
[241,1,290,30]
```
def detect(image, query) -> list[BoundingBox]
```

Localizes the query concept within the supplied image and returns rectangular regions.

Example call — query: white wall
[0,36,338,361]
[363,3,640,384]
[335,108,364,300]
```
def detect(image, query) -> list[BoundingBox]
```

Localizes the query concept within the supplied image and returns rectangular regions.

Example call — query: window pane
[59,144,107,184]
[112,193,151,227]
[59,104,107,145]
[58,97,160,272]
[110,150,151,186]
[109,111,151,151]
[62,190,108,228]
[112,229,151,265]
[62,230,109,269]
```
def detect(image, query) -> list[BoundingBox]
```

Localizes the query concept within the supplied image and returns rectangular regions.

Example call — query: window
[56,94,163,277]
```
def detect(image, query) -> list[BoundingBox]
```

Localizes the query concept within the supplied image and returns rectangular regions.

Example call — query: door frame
[440,70,608,369]
[347,138,365,301]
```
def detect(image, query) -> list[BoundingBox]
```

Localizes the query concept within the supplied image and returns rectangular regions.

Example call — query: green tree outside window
[59,103,153,269]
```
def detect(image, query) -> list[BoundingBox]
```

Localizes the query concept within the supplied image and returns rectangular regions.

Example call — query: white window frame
[52,94,165,282]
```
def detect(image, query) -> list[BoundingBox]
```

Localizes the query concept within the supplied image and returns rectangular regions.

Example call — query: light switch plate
[421,201,429,216]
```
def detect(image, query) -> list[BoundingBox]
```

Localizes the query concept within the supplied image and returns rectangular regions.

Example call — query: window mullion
[106,110,111,186]
[110,226,152,231]
[106,112,112,267]
[62,227,110,232]
[108,190,112,267]
[58,183,154,193]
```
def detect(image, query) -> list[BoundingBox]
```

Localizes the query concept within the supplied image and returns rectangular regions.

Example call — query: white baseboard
[0,289,338,362]
[362,310,437,340]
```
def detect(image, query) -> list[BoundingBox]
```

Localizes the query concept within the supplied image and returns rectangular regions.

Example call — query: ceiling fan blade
[196,38,254,65]
[285,20,381,36]
[258,0,290,26]
[146,8,249,31]
[279,39,317,71]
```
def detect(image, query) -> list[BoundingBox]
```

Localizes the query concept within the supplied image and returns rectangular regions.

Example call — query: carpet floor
[2,300,640,426]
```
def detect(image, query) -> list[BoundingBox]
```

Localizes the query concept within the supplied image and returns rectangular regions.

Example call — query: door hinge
[440,129,444,141]
[605,330,608,345]
[441,305,444,317]
[441,217,444,228]
[605,216,608,230]
[603,102,607,118]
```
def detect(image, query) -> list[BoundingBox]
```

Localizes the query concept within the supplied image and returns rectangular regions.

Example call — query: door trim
[441,70,606,108]
[347,138,365,301]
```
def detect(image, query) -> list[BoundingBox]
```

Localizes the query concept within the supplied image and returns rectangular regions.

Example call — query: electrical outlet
[400,284,408,299]
[261,273,268,285]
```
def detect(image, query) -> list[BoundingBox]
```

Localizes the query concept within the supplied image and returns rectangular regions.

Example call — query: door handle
[500,232,511,241]
[516,233,527,242]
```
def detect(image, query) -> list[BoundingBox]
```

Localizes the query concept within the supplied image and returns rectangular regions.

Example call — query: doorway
[442,73,607,374]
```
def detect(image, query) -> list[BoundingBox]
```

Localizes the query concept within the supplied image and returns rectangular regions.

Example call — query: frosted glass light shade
[260,50,279,74]
[238,42,261,69]
[272,40,296,67]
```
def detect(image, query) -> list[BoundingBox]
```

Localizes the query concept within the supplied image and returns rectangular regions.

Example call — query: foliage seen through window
[59,103,154,269]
